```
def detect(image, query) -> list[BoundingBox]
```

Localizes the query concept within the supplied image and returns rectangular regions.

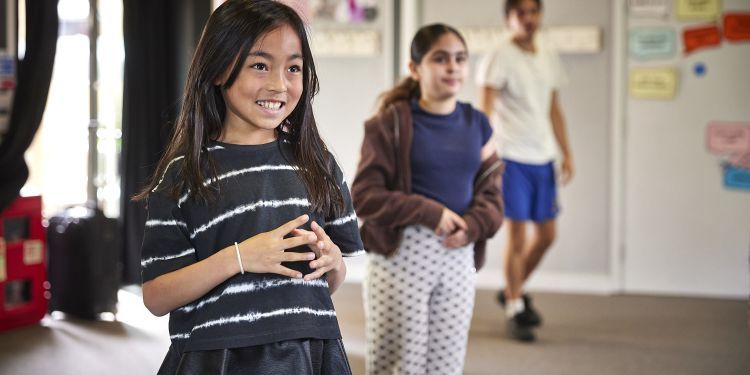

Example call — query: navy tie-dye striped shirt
[140,139,363,353]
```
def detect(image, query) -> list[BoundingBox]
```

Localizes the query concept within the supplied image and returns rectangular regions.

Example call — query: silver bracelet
[234,242,245,274]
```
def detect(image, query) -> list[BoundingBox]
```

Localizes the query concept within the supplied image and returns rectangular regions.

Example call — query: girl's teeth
[258,101,282,110]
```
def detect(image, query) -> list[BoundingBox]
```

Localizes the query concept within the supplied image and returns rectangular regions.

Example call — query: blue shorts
[502,159,559,222]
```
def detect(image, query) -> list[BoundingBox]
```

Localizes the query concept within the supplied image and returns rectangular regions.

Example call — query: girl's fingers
[274,214,310,236]
[280,233,318,249]
[282,251,317,262]
[291,228,313,236]
[453,216,468,230]
[274,265,303,279]
[309,254,333,269]
[310,221,330,241]
[303,268,327,281]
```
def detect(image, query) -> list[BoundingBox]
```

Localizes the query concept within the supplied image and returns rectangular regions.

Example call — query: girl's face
[219,24,304,144]
[410,32,468,103]
[508,0,541,40]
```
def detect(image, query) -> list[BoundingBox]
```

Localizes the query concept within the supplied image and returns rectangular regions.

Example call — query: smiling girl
[351,24,504,375]
[134,1,363,373]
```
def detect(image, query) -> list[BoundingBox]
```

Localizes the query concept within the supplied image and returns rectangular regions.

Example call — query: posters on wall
[675,0,722,20]
[706,122,750,190]
[682,24,722,53]
[628,0,671,18]
[723,13,750,41]
[629,1,750,188]
[290,0,382,57]
[629,28,676,59]
[628,0,750,101]
[629,67,678,99]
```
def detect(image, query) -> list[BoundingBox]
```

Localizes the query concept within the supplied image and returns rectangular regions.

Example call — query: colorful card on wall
[629,0,671,18]
[676,0,721,20]
[706,122,750,154]
[723,13,750,42]
[683,24,722,53]
[629,28,676,59]
[629,67,678,99]
[724,164,750,191]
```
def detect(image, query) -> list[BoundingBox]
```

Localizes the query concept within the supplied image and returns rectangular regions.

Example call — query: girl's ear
[408,61,420,81]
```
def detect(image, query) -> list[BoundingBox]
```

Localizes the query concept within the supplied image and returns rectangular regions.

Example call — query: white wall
[316,0,749,299]
[624,0,750,298]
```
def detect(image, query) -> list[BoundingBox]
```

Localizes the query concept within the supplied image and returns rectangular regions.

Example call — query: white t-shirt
[475,34,568,164]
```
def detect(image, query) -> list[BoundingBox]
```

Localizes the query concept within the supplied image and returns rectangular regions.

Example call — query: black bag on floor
[47,205,119,318]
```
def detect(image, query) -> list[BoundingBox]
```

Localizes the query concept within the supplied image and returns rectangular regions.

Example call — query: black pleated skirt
[157,338,352,375]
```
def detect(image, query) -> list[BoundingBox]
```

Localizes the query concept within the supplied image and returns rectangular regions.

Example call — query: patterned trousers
[363,225,477,375]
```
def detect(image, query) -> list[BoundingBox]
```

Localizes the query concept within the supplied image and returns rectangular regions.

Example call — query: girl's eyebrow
[431,49,468,56]
[248,51,304,61]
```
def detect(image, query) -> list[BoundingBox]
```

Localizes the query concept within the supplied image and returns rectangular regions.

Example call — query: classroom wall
[313,0,749,298]
[624,0,750,298]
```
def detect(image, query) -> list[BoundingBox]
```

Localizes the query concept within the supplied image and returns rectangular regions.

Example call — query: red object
[0,79,15,90]
[683,24,722,54]
[0,196,49,332]
[724,13,750,42]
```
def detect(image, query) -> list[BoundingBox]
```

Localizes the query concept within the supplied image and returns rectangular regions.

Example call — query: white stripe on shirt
[177,164,298,207]
[170,307,337,340]
[190,198,311,239]
[141,248,196,267]
[145,219,188,228]
[325,212,357,227]
[151,145,224,192]
[178,279,328,313]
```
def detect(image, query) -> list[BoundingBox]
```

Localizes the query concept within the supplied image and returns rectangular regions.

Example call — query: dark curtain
[120,1,209,285]
[0,0,58,212]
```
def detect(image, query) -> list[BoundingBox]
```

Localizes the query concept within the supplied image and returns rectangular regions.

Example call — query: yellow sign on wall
[676,0,722,20]
[629,68,679,99]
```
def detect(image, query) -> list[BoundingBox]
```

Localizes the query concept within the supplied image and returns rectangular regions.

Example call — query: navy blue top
[410,99,493,215]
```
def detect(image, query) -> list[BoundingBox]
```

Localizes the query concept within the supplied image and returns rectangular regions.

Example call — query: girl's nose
[446,59,457,73]
[267,71,287,92]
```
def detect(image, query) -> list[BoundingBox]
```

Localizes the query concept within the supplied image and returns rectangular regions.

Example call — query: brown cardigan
[351,101,504,270]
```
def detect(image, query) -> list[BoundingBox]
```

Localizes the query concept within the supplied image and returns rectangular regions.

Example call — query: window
[23,0,123,218]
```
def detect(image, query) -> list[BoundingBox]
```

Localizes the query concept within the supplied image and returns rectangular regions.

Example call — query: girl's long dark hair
[134,0,344,217]
[376,23,467,113]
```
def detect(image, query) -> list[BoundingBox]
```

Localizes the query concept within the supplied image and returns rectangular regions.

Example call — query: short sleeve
[141,168,197,283]
[548,47,568,89]
[475,50,507,89]
[324,158,365,257]
[478,110,493,145]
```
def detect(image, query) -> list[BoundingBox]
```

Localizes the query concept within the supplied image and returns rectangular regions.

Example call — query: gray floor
[334,284,750,375]
[1,283,748,375]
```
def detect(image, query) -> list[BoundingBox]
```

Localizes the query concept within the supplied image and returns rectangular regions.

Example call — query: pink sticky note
[706,122,750,154]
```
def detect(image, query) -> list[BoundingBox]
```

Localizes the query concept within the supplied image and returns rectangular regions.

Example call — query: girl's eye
[251,62,268,71]
[288,65,302,73]
[433,55,446,63]
[456,55,467,64]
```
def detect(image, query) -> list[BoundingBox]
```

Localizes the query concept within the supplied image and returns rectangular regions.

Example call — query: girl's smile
[219,24,304,145]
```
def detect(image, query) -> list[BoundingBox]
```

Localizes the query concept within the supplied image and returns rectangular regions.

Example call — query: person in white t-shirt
[475,0,574,342]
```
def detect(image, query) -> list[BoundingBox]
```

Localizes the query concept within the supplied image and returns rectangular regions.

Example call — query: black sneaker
[506,314,536,342]
[497,290,542,327]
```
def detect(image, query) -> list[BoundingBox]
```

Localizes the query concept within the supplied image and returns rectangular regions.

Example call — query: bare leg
[503,219,526,301]
[522,219,556,282]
